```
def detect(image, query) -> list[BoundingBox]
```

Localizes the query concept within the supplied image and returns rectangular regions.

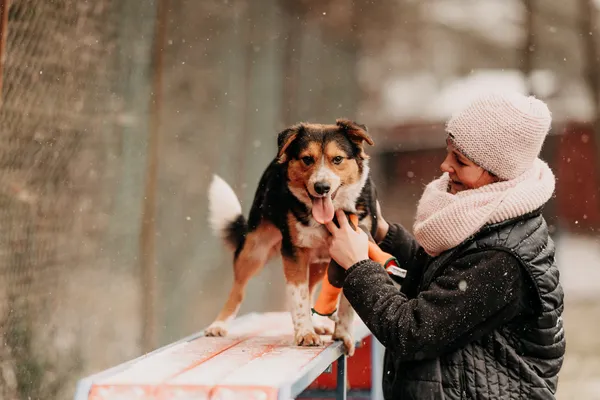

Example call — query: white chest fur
[295,219,329,249]
[294,220,331,264]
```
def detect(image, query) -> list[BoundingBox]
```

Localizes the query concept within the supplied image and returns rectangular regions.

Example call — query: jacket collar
[475,207,544,239]
[420,207,545,290]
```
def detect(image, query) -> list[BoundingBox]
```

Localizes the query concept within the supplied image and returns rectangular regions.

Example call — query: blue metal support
[336,355,347,400]
[297,335,382,399]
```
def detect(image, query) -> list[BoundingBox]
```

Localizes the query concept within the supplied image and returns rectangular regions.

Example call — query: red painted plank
[82,312,371,400]
[97,337,243,385]
[88,384,211,400]
[169,336,293,385]
[209,386,278,400]
[98,313,289,386]
[215,337,327,387]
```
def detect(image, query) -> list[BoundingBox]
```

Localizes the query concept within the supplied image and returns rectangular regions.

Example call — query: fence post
[0,0,9,101]
[139,0,169,353]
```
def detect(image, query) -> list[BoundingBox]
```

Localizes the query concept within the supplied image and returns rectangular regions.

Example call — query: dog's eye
[332,156,344,165]
[301,156,314,166]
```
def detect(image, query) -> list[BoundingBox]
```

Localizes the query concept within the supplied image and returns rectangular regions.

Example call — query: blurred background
[0,0,598,399]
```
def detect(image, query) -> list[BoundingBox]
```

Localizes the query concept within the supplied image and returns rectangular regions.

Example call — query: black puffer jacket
[343,209,565,399]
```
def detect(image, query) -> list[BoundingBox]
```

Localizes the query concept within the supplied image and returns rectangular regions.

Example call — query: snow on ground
[555,232,600,300]
[553,232,600,399]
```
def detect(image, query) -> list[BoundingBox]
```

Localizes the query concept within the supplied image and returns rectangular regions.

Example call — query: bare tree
[521,0,535,95]
[579,0,600,180]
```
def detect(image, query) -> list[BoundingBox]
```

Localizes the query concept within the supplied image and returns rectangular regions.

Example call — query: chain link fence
[0,1,153,398]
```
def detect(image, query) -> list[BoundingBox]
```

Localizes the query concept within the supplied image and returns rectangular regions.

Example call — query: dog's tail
[208,175,247,250]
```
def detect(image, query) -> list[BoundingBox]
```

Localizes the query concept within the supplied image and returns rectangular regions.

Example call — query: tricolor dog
[205,119,380,355]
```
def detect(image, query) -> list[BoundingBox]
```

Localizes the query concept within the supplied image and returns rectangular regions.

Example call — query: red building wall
[554,122,600,233]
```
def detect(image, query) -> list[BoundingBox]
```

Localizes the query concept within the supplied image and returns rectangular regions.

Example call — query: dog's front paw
[294,329,323,347]
[312,314,334,335]
[333,328,355,357]
[313,324,334,336]
[204,321,228,337]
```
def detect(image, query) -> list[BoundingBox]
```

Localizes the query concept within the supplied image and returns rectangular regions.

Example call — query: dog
[205,119,380,355]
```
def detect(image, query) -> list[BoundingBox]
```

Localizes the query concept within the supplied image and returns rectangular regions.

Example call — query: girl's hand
[325,210,369,270]
[374,201,390,243]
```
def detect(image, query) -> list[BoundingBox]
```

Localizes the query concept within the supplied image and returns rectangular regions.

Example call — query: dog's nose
[314,181,331,195]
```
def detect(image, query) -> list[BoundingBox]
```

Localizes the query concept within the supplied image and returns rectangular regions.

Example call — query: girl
[326,92,566,400]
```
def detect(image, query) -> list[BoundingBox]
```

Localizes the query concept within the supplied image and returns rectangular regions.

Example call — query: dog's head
[276,118,374,224]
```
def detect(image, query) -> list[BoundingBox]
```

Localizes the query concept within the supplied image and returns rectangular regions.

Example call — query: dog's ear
[336,118,374,147]
[336,119,374,159]
[276,125,302,163]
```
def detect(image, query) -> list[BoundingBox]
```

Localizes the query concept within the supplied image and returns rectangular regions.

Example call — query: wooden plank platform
[74,312,372,400]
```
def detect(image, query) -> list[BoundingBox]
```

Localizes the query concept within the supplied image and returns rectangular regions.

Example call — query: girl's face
[440,139,498,194]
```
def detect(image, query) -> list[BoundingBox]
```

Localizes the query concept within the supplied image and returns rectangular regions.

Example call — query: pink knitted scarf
[413,158,555,256]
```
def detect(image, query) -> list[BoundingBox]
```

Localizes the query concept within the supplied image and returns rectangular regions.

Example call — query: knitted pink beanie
[446,92,552,180]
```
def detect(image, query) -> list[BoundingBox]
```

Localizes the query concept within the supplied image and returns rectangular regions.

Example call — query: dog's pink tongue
[312,196,335,224]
